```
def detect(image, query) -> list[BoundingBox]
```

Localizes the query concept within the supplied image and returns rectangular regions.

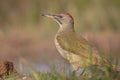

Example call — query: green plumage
[56,30,101,66]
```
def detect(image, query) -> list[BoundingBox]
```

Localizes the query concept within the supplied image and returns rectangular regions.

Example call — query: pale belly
[54,38,89,70]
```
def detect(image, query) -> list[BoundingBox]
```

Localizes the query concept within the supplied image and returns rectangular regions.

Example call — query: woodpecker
[42,13,102,70]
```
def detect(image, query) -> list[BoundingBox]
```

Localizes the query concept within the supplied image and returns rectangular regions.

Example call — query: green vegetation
[29,54,120,80]
[3,61,120,80]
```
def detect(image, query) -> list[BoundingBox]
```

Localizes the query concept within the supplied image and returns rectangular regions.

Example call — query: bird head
[42,13,74,28]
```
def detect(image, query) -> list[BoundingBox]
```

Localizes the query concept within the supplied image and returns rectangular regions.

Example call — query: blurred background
[0,0,120,73]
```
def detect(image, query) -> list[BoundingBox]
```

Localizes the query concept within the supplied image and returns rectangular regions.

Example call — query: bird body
[55,27,101,70]
[42,13,102,70]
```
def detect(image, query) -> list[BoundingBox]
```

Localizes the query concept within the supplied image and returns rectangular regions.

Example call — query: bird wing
[56,31,101,60]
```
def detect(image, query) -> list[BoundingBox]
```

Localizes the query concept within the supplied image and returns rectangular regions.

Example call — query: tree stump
[0,61,17,77]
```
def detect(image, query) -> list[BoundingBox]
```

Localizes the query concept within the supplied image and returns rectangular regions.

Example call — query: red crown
[57,12,73,20]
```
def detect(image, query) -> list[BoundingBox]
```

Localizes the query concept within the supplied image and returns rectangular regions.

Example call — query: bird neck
[58,23,75,33]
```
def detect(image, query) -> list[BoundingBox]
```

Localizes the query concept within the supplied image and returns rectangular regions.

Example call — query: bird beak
[41,13,62,24]
[41,13,56,18]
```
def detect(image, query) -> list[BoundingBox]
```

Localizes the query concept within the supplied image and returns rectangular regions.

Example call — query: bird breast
[54,35,82,64]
